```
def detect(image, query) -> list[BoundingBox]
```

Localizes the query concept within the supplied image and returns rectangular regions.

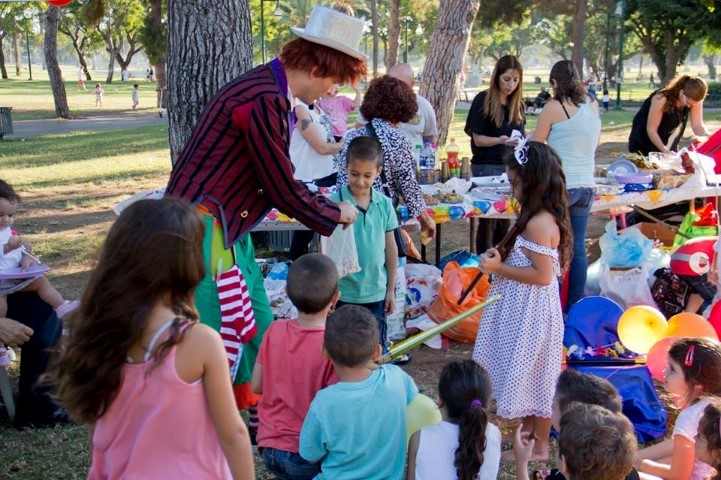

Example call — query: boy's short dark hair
[0,179,20,203]
[286,253,339,314]
[558,403,637,480]
[133,83,139,88]
[324,305,378,367]
[347,136,383,168]
[556,369,622,414]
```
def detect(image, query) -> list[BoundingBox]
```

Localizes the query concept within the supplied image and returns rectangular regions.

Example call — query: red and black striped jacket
[166,60,341,248]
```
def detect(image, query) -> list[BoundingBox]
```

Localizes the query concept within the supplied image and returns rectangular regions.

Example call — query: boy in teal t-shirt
[299,305,418,479]
[329,136,398,349]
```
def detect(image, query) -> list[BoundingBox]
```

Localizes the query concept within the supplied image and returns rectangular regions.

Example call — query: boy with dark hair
[251,253,340,480]
[515,369,641,480]
[330,136,398,354]
[300,305,418,479]
[557,403,637,480]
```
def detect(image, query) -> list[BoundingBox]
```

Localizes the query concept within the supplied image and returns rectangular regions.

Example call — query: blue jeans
[566,187,594,310]
[337,299,387,352]
[262,447,320,480]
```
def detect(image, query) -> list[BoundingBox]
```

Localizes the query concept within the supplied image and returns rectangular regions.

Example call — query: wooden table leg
[435,223,442,268]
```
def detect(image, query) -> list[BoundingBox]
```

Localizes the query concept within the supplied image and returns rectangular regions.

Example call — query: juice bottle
[446,138,461,177]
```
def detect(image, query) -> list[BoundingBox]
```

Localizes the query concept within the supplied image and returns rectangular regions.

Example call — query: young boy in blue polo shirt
[330,136,398,351]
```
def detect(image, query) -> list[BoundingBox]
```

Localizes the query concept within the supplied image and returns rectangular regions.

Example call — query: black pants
[7,292,64,428]
[471,163,510,253]
[289,172,338,261]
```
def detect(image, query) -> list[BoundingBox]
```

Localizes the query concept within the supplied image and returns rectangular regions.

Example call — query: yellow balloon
[617,305,668,354]
[406,394,442,444]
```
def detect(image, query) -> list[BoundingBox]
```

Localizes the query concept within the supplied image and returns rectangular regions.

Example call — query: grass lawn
[1,87,720,478]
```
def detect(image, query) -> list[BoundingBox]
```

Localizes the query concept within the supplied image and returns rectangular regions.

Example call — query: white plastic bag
[404,263,442,319]
[599,264,658,310]
[320,225,361,278]
[387,265,407,341]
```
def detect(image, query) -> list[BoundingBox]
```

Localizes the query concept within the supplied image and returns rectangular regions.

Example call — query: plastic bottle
[419,139,435,184]
[446,138,460,178]
[415,144,423,177]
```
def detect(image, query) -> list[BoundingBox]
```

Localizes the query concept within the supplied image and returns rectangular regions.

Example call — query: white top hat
[291,5,367,60]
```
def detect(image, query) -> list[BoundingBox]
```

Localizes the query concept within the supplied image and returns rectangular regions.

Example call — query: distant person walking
[121,68,130,82]
[131,84,139,110]
[94,83,104,108]
[77,67,86,91]
[649,73,656,89]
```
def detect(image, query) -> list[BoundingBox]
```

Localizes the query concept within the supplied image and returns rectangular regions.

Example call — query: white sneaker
[55,300,80,319]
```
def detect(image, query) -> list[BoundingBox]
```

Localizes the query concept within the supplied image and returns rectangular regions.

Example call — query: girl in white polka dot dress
[473,140,572,461]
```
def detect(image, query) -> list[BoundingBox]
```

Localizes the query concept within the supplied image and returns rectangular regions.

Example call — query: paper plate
[0,265,50,280]
[607,158,638,177]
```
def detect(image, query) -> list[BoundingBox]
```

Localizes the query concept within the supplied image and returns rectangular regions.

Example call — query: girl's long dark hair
[500,142,572,272]
[438,360,492,480]
[45,198,206,424]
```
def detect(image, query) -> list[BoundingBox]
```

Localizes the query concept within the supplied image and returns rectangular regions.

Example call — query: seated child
[251,253,340,480]
[330,136,398,353]
[407,359,501,479]
[636,338,721,479]
[515,402,637,480]
[544,369,641,480]
[0,179,77,319]
[299,304,418,479]
[695,400,721,477]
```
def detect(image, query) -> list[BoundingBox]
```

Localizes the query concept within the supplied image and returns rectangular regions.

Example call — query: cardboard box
[633,222,676,247]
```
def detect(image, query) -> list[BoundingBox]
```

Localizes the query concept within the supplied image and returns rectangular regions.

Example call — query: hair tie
[685,345,695,367]
[511,130,528,165]
[470,399,483,408]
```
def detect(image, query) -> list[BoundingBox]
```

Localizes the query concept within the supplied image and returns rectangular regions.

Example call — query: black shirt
[464,90,526,165]
[628,90,689,156]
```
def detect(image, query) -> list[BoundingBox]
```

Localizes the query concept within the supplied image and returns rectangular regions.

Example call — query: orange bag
[427,261,490,343]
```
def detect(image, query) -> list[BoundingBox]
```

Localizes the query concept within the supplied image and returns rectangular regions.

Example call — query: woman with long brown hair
[531,59,601,311]
[629,74,710,155]
[464,55,526,252]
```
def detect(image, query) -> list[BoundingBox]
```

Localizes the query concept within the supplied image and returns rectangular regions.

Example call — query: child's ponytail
[455,399,488,480]
[438,360,493,480]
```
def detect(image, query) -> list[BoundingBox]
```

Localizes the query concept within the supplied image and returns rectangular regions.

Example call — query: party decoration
[493,199,506,213]
[666,312,719,340]
[474,201,491,215]
[646,336,680,382]
[646,190,663,202]
[617,306,668,354]
[46,0,73,6]
[448,206,466,221]
[670,237,716,276]
[406,394,442,443]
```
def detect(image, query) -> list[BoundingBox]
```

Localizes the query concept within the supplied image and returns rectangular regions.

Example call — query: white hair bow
[511,130,528,165]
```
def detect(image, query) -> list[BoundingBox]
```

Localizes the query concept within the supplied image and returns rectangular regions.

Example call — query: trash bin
[0,107,12,140]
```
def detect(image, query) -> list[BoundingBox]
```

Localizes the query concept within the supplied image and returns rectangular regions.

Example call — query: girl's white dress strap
[516,236,558,258]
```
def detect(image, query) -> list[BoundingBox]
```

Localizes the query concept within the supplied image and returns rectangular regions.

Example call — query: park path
[6,111,167,139]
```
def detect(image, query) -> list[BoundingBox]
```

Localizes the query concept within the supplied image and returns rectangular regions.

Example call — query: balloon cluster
[617,305,720,382]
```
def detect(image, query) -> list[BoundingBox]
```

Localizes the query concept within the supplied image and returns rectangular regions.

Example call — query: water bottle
[419,139,435,184]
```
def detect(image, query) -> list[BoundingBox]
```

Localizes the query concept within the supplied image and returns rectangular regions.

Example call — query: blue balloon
[448,206,465,220]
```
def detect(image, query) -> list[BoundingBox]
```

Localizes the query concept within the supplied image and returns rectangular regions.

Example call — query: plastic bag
[387,265,407,341]
[599,264,658,310]
[599,221,653,268]
[427,261,490,343]
[405,263,442,319]
[320,225,361,278]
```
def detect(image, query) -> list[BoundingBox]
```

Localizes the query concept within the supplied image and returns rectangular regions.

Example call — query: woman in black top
[629,75,709,156]
[464,55,525,252]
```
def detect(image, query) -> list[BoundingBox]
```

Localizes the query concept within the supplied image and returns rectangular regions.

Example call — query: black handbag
[364,122,408,258]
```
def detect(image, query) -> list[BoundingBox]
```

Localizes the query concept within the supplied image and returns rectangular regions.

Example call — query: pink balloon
[647,336,681,382]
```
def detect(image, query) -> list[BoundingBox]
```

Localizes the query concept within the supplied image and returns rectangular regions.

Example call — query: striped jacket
[166,60,341,247]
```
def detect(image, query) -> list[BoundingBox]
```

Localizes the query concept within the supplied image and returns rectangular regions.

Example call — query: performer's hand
[0,318,33,347]
[384,290,395,315]
[338,200,358,227]
[479,248,501,274]
[419,211,436,240]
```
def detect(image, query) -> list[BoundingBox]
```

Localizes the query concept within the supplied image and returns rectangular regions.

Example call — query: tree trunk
[571,0,587,80]
[386,0,400,69]
[104,31,122,83]
[155,61,167,108]
[703,54,717,81]
[167,0,253,164]
[0,34,7,80]
[44,7,71,119]
[370,0,379,76]
[419,0,481,145]
[661,31,685,85]
[12,34,20,76]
